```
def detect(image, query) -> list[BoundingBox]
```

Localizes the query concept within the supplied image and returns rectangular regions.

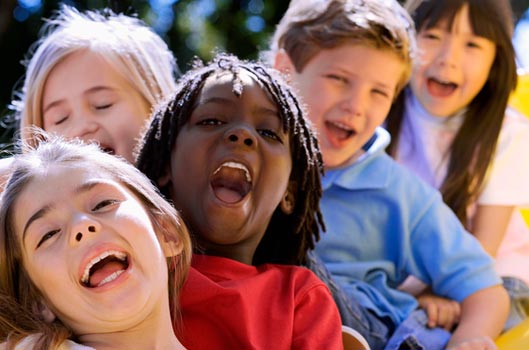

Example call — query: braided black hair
[136,53,324,266]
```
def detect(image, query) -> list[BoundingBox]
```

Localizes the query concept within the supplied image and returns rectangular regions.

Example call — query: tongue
[427,79,457,97]
[213,185,243,204]
[89,260,126,287]
[326,122,353,141]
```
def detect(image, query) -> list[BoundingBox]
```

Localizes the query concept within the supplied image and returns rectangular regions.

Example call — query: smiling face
[13,164,170,335]
[42,50,151,163]
[166,70,293,264]
[283,43,404,168]
[410,4,496,117]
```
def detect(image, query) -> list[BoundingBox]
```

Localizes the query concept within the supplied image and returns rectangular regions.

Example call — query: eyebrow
[22,180,103,241]
[43,86,116,114]
[197,96,279,116]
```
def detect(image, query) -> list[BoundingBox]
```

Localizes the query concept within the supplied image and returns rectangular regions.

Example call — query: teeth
[330,121,352,131]
[97,269,125,287]
[81,250,127,284]
[214,161,252,183]
[433,77,453,85]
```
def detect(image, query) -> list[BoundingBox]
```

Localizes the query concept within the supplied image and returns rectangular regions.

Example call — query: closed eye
[95,103,113,110]
[421,31,441,41]
[92,199,120,211]
[326,74,348,84]
[466,41,481,49]
[36,229,60,249]
[372,89,390,99]
[55,116,69,125]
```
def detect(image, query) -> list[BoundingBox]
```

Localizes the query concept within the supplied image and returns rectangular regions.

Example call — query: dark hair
[386,0,517,226]
[136,53,325,266]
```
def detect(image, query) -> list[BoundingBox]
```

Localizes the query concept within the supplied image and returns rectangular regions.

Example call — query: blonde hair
[0,131,191,349]
[11,5,178,145]
[266,0,417,94]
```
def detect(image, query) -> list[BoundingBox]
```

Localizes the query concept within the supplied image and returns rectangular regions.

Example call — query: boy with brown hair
[267,0,509,349]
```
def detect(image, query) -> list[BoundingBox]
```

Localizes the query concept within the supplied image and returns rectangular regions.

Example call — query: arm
[402,205,512,332]
[472,205,514,257]
[399,276,461,330]
[446,285,509,350]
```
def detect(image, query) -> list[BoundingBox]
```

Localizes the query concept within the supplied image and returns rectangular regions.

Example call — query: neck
[78,300,185,350]
[196,233,263,265]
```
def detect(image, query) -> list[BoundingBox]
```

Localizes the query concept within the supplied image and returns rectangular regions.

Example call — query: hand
[418,293,460,330]
[446,336,497,350]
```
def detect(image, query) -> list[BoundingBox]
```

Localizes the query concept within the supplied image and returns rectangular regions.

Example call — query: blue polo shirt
[315,127,501,326]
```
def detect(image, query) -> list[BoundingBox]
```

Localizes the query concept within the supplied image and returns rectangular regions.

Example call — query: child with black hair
[136,53,344,349]
[386,0,529,332]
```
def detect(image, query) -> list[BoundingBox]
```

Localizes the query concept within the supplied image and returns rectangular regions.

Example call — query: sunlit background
[1,0,528,148]
[0,0,290,148]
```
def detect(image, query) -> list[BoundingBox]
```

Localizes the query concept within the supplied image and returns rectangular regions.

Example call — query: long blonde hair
[11,5,178,146]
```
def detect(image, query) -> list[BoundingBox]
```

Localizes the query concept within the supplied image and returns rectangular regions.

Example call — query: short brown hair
[268,0,417,94]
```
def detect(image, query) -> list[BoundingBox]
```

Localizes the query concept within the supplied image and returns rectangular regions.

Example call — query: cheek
[409,73,424,98]
[24,255,62,295]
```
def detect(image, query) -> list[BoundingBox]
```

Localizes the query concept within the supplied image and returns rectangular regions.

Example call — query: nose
[436,38,461,69]
[64,110,99,140]
[340,87,364,117]
[70,214,101,245]
[224,125,257,148]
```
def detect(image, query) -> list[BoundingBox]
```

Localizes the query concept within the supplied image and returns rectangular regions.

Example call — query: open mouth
[325,121,356,141]
[80,250,129,288]
[427,78,458,97]
[211,161,252,204]
[100,146,115,156]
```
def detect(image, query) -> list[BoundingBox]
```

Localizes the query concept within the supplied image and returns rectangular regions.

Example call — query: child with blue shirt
[270,0,509,349]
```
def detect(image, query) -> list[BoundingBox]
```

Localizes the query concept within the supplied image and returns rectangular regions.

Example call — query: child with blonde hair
[4,4,177,167]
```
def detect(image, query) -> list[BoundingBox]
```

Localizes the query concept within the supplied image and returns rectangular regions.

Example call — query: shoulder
[492,108,529,166]
[57,340,94,350]
[8,335,93,350]
[262,264,330,296]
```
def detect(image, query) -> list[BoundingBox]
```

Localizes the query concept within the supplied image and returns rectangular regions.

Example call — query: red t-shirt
[177,254,343,350]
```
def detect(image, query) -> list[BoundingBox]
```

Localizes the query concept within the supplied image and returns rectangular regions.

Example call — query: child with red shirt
[136,54,344,350]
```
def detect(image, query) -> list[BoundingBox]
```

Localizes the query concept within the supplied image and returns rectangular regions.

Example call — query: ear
[157,218,184,258]
[33,300,56,323]
[158,164,172,188]
[274,49,296,82]
[160,237,183,258]
[280,181,297,215]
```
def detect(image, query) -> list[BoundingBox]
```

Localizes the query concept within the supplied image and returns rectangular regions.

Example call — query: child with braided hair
[136,53,344,349]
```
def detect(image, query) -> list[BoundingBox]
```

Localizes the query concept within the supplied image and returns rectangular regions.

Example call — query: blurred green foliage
[1,0,528,152]
[0,0,289,151]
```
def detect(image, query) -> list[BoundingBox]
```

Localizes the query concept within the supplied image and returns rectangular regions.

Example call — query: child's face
[13,165,170,335]
[42,50,151,163]
[278,44,404,168]
[410,4,496,117]
[165,70,293,263]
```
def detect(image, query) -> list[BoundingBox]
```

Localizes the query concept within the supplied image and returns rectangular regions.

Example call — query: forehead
[13,164,115,213]
[199,69,273,101]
